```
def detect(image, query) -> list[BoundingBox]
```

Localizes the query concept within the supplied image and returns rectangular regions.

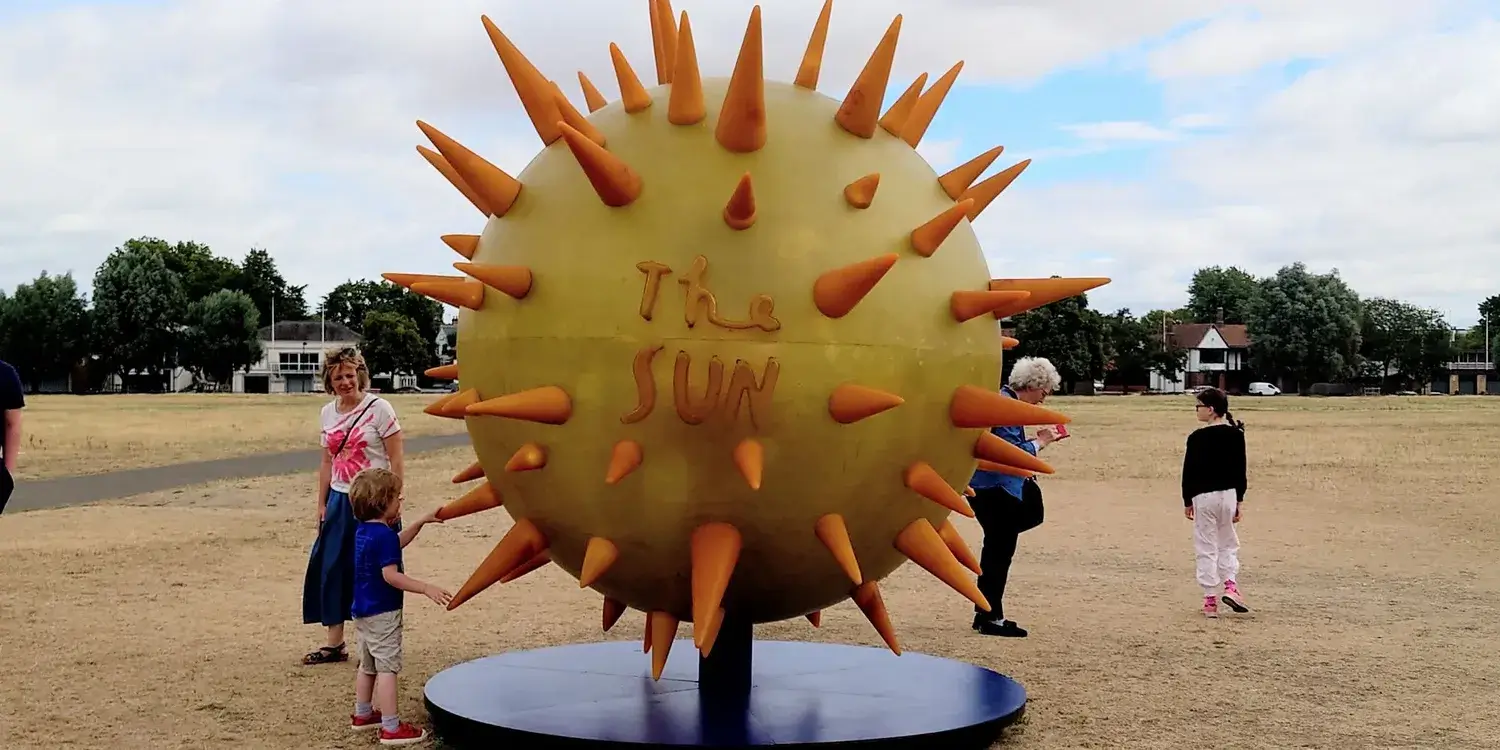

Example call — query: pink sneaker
[1221,581,1249,613]
[350,710,383,731]
[379,721,429,746]
[1202,595,1219,619]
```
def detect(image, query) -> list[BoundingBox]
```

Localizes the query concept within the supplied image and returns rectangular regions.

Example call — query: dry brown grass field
[9,393,464,479]
[2,394,1497,749]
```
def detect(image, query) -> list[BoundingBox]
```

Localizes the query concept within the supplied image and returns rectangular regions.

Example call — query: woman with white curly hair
[966,356,1063,638]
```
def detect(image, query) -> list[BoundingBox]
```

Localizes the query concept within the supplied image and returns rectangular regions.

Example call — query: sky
[1,0,1498,326]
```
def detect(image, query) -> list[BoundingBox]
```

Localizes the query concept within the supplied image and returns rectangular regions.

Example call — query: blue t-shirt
[967,385,1038,499]
[352,521,404,618]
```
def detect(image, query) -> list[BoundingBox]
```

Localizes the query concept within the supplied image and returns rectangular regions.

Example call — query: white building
[1149,323,1252,394]
[235,320,361,394]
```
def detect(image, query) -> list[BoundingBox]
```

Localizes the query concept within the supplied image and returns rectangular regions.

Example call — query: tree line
[0,237,443,393]
[1009,263,1496,393]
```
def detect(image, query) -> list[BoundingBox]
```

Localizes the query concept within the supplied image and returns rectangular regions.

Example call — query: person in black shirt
[0,358,24,515]
[1181,387,1248,618]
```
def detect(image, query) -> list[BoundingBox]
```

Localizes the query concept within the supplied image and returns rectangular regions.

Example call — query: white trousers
[1191,489,1240,596]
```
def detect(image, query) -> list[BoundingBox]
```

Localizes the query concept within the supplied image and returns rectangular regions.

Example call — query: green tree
[1104,309,1187,386]
[158,240,240,302]
[1245,263,1363,390]
[0,272,91,390]
[322,280,443,364]
[1187,266,1259,324]
[91,239,189,386]
[181,290,264,386]
[1007,289,1108,391]
[238,248,308,325]
[1359,298,1453,390]
[360,310,431,378]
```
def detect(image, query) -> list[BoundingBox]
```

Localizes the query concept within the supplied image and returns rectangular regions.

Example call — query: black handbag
[1014,478,1045,533]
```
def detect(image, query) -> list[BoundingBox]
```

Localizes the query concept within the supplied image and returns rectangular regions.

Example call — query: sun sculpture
[386,0,1108,682]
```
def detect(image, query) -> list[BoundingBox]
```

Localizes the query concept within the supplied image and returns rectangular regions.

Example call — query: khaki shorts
[354,610,403,675]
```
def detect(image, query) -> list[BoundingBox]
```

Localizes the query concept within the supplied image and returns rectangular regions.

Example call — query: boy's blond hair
[350,468,403,521]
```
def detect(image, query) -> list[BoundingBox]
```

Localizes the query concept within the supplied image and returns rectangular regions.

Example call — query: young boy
[346,467,452,745]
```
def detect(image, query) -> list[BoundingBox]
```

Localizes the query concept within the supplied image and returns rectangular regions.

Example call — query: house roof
[258,320,359,343]
[1171,323,1250,349]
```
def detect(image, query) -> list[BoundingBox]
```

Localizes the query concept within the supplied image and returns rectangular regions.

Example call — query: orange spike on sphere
[987,276,1113,313]
[691,523,742,648]
[835,15,902,138]
[605,440,643,484]
[696,607,725,657]
[878,73,928,136]
[795,0,833,90]
[579,537,620,588]
[441,234,480,260]
[382,272,464,291]
[649,611,679,680]
[1002,336,1021,349]
[814,254,898,318]
[416,146,492,217]
[900,62,963,147]
[558,121,643,207]
[951,384,1072,428]
[976,432,1055,474]
[610,43,653,113]
[467,386,573,425]
[500,550,552,583]
[733,439,764,490]
[667,11,704,126]
[551,82,607,147]
[505,443,547,472]
[951,290,1031,323]
[416,121,523,217]
[814,514,863,585]
[577,71,607,112]
[425,388,478,420]
[843,173,880,209]
[452,461,485,484]
[481,16,564,145]
[894,518,990,611]
[977,459,1036,479]
[425,363,458,380]
[448,519,548,610]
[828,383,904,424]
[455,262,533,300]
[806,611,823,628]
[960,159,1031,220]
[411,279,484,310]
[723,173,757,230]
[651,0,679,85]
[938,519,982,575]
[904,461,974,518]
[643,612,654,653]
[911,199,975,257]
[435,481,502,522]
[852,582,901,655]
[602,597,627,632]
[716,6,766,153]
[939,145,1004,199]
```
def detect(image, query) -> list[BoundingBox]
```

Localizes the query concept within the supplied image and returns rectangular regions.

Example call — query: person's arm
[397,508,441,548]
[3,409,21,473]
[382,565,453,606]
[1181,432,1198,508]
[385,432,405,480]
[375,398,405,479]
[1234,430,1247,504]
[994,424,1044,456]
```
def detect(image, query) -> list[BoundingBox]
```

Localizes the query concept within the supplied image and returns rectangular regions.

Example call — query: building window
[1198,349,1226,365]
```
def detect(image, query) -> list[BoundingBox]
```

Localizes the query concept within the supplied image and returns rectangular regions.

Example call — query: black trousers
[0,465,12,515]
[971,480,1044,621]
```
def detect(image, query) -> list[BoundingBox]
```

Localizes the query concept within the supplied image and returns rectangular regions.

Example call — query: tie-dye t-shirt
[320,394,402,493]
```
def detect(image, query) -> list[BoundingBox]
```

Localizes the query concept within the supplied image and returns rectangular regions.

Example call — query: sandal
[303,643,348,665]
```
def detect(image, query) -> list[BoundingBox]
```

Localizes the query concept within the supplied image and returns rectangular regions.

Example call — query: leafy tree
[1479,294,1500,329]
[1359,298,1453,390]
[360,310,430,378]
[1007,289,1108,391]
[322,280,443,364]
[159,240,240,302]
[1186,266,1259,324]
[181,290,264,385]
[1245,263,1363,390]
[1104,309,1187,386]
[238,248,308,325]
[91,239,189,385]
[0,272,91,390]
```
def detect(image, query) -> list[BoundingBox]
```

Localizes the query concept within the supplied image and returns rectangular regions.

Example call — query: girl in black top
[1181,387,1249,618]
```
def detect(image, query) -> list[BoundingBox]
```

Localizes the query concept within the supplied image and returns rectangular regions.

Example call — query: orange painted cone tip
[938,519,983,576]
[904,462,974,518]
[467,386,572,425]
[723,173,757,230]
[451,460,485,484]
[843,173,880,209]
[690,522,742,643]
[557,121,642,207]
[975,431,1055,474]
[435,481,503,522]
[602,597,627,632]
[447,519,546,610]
[499,550,551,584]
[852,581,901,655]
[733,439,763,490]
[828,383,905,424]
[504,443,547,472]
[606,440,643,484]
[951,384,1071,428]
[814,254,898,319]
[951,290,1031,323]
[814,514,863,585]
[579,537,619,588]
[455,262,533,300]
[894,519,990,612]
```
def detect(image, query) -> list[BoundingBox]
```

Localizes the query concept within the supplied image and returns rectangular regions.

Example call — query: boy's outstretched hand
[417,507,444,526]
[424,583,454,607]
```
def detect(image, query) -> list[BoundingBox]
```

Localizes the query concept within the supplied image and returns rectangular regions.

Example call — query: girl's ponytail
[1226,410,1245,431]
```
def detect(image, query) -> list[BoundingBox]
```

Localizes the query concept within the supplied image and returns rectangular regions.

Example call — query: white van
[1247,382,1281,396]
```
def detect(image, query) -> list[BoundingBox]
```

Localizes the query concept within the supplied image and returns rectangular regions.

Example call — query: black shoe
[973,617,1028,638]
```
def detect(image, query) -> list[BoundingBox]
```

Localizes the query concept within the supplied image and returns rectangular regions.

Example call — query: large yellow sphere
[460,76,995,624]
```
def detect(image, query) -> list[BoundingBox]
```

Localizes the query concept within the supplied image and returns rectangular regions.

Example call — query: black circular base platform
[423,639,1026,748]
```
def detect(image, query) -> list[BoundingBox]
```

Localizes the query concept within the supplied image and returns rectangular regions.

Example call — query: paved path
[4,433,472,514]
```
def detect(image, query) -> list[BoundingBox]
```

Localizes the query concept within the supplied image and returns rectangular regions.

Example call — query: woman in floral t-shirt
[301,347,405,665]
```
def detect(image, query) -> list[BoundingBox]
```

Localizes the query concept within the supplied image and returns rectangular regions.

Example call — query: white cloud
[1061,121,1179,143]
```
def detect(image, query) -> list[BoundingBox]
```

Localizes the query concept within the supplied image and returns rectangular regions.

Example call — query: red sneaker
[350,710,383,731]
[379,721,429,746]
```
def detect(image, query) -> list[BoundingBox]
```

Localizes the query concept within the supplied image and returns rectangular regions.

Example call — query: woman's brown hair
[321,346,371,393]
